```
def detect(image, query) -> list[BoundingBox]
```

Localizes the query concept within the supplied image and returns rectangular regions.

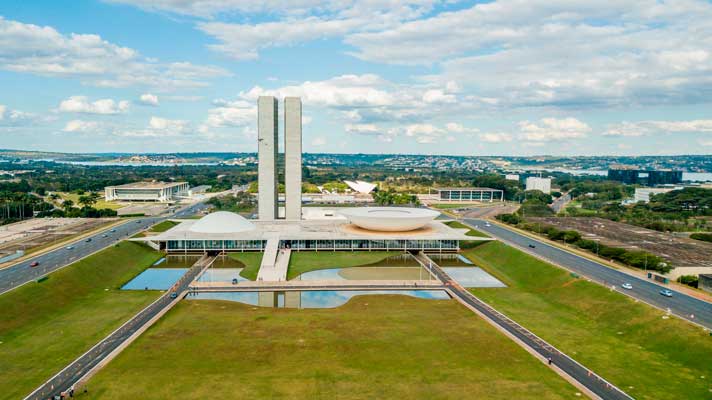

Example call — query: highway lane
[0,202,207,296]
[464,218,712,329]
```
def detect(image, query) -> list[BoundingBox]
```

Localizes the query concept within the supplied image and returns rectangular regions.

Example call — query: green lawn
[228,252,264,280]
[464,241,712,400]
[56,192,123,210]
[287,251,400,280]
[445,220,489,237]
[76,296,577,399]
[149,220,178,232]
[0,241,162,400]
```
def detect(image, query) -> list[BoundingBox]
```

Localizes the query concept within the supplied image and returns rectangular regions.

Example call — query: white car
[621,283,633,290]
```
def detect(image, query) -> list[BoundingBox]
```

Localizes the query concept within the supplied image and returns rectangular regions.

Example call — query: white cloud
[345,123,398,142]
[139,93,159,106]
[478,132,513,143]
[518,117,591,141]
[194,2,435,60]
[59,96,129,115]
[311,136,327,146]
[241,75,395,108]
[118,117,192,137]
[0,104,39,127]
[604,119,712,136]
[345,1,712,108]
[0,16,230,89]
[62,120,100,133]
[422,89,455,104]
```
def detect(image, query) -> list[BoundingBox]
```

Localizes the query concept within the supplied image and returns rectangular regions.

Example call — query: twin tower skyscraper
[257,96,302,221]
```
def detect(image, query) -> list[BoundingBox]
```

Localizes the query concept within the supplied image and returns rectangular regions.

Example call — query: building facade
[258,96,279,220]
[284,97,302,220]
[608,168,682,185]
[525,177,552,194]
[433,187,504,202]
[104,181,188,202]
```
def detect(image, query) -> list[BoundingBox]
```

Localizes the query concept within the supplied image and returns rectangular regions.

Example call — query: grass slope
[228,252,264,280]
[0,241,162,399]
[78,296,576,399]
[444,220,489,237]
[287,251,399,280]
[149,220,178,232]
[464,241,712,400]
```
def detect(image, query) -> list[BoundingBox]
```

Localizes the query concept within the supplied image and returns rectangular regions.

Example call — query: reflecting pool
[189,290,450,309]
[121,268,187,290]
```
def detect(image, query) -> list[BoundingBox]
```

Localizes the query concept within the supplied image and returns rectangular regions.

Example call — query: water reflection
[189,290,450,309]
[122,268,187,290]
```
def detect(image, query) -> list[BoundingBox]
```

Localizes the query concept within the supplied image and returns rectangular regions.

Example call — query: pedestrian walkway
[257,239,289,281]
[189,278,444,292]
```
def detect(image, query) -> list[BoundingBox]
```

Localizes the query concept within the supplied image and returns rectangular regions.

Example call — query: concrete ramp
[257,239,290,281]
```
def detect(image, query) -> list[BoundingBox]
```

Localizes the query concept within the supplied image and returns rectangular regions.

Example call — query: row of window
[438,190,501,201]
[165,239,458,251]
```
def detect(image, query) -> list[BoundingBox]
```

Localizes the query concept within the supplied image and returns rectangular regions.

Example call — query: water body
[55,160,219,167]
[189,290,450,309]
[427,253,474,267]
[121,268,187,290]
[197,268,248,283]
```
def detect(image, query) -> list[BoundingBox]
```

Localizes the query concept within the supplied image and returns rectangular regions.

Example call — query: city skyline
[1,1,712,156]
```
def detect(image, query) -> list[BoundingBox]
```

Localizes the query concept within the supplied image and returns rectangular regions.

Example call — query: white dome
[189,211,255,234]
[339,207,440,232]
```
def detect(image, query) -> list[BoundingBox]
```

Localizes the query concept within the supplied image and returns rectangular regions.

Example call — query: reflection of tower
[284,291,301,308]
[258,96,278,220]
[284,97,302,220]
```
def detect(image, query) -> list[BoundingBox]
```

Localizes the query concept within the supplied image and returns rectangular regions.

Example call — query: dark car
[528,244,536,248]
[30,261,39,267]
[170,292,178,299]
[85,238,92,242]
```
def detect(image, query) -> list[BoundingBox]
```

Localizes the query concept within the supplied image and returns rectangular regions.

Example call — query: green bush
[690,232,712,243]
[677,275,699,288]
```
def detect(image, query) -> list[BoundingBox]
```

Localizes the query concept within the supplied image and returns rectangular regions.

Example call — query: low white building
[525,177,552,194]
[505,174,520,181]
[633,187,680,203]
[105,181,189,202]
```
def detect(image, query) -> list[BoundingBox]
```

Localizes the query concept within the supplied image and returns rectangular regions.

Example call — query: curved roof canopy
[339,207,440,232]
[344,180,377,194]
[189,211,256,234]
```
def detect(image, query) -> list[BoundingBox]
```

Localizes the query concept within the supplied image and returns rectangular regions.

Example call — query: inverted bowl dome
[338,207,440,232]
[189,211,255,234]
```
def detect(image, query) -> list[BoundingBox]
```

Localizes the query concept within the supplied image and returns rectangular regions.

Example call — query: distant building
[633,187,681,203]
[525,177,552,194]
[431,187,504,202]
[700,274,712,294]
[104,181,189,202]
[505,174,520,181]
[608,167,682,186]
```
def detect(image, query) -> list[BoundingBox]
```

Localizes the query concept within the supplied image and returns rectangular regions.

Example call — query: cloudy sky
[1,0,712,155]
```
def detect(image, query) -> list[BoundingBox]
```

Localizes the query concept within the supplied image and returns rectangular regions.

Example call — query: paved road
[463,218,712,329]
[0,202,208,296]
[550,192,571,213]
[414,252,632,400]
[26,255,215,400]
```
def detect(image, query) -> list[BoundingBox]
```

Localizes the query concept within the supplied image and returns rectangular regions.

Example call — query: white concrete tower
[258,96,278,220]
[284,97,302,220]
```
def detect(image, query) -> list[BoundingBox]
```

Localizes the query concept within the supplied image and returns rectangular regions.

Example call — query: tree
[62,199,75,211]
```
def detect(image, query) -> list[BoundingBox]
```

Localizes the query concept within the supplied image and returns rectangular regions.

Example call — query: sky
[0,0,711,156]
